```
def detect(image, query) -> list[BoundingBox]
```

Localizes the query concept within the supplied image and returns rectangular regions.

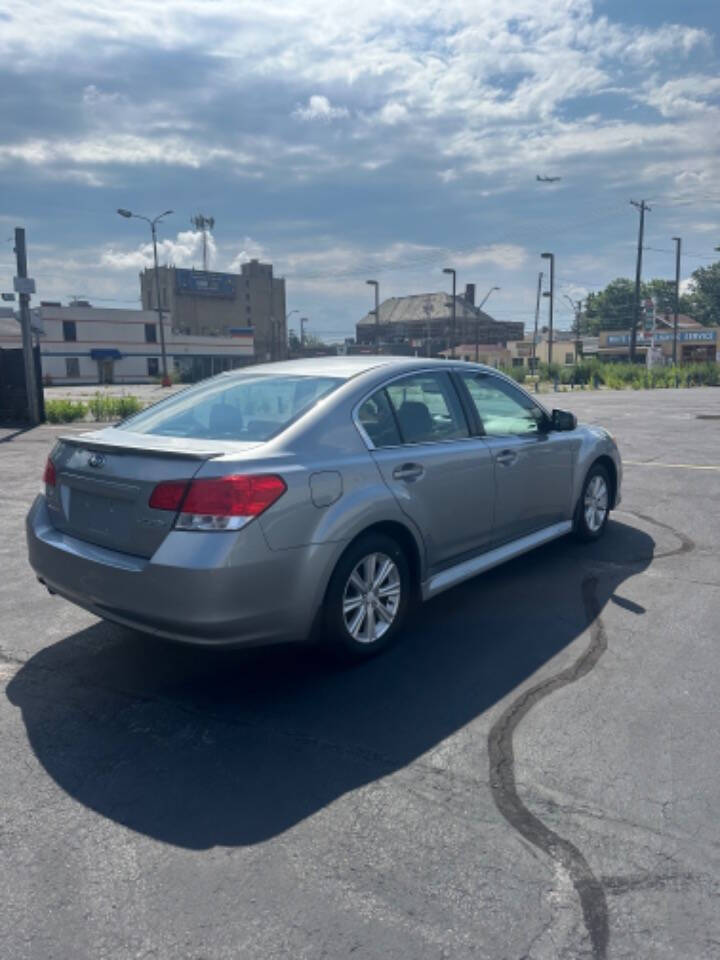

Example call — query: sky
[1,0,719,340]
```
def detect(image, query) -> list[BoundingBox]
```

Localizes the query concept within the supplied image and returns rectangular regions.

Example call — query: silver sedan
[27,357,621,659]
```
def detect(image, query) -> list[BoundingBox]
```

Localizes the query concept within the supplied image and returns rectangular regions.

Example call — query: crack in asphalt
[487,512,696,960]
[489,575,610,959]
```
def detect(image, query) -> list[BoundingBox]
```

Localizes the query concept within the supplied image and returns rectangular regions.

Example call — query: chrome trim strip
[423,520,572,600]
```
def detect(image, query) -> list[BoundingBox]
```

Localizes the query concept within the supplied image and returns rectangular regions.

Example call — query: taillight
[149,480,188,511]
[149,474,286,531]
[43,457,56,488]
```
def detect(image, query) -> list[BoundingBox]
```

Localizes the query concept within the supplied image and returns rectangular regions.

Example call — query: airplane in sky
[536,175,562,182]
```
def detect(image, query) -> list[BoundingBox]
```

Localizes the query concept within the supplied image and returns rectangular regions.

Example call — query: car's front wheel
[324,533,411,660]
[574,463,611,541]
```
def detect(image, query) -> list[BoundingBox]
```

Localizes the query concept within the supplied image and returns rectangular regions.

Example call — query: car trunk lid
[47,429,262,558]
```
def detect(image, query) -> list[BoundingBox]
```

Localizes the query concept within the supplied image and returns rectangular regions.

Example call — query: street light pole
[475,285,500,362]
[117,208,173,384]
[541,253,554,365]
[532,271,543,387]
[300,316,308,350]
[443,268,456,358]
[672,237,681,365]
[366,280,379,351]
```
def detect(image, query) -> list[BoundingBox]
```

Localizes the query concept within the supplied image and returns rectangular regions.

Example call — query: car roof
[228,355,492,380]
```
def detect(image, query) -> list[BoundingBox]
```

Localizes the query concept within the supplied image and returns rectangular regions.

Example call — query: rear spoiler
[58,434,223,460]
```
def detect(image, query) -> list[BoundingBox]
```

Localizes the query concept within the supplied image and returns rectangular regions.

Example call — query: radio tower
[191,214,215,271]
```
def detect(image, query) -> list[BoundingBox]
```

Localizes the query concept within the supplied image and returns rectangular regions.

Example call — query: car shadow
[7,519,654,849]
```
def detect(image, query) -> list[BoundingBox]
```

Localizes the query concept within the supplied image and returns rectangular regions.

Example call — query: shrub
[88,392,143,421]
[45,399,87,423]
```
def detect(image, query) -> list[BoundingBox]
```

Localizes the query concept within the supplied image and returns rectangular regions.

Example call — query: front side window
[384,372,469,444]
[62,320,76,342]
[118,373,343,441]
[145,323,157,343]
[459,372,546,437]
[65,357,79,377]
[147,357,159,376]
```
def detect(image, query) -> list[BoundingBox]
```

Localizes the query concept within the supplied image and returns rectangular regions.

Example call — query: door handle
[495,449,518,466]
[392,463,425,481]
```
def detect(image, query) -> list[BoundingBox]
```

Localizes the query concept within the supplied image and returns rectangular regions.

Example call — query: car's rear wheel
[574,463,611,541]
[324,533,411,660]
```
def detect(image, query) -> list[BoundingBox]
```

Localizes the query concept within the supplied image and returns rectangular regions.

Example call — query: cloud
[293,95,349,122]
[2,0,718,336]
[227,238,268,272]
[101,229,218,271]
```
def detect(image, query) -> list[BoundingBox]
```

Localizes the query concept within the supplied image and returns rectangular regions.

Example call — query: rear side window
[386,372,469,444]
[357,390,401,448]
[117,373,343,441]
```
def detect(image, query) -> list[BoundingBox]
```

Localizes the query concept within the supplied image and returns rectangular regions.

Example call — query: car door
[455,370,575,545]
[356,370,495,571]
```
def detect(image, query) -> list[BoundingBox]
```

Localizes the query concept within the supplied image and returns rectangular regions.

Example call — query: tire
[323,533,411,661]
[574,463,611,542]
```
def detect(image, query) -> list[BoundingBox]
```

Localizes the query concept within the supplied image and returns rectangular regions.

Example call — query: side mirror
[551,409,577,431]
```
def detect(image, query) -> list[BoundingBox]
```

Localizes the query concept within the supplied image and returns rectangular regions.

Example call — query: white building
[0,303,254,385]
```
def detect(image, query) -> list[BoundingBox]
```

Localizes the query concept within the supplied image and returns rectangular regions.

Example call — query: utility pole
[443,268,456,358]
[300,316,308,350]
[630,200,650,363]
[14,228,41,424]
[366,280,379,351]
[532,271,543,387]
[540,253,554,364]
[672,236,681,365]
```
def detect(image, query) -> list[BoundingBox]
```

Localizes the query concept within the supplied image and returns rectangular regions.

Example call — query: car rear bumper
[26,496,338,647]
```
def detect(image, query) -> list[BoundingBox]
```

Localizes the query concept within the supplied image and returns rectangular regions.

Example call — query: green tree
[582,278,636,334]
[644,278,692,318]
[686,260,720,327]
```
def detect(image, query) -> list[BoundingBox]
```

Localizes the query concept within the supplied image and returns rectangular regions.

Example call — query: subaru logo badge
[88,452,105,468]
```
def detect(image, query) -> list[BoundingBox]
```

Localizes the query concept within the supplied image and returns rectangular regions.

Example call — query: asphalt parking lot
[1,387,719,960]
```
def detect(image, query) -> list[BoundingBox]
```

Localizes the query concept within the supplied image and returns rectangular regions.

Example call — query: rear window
[117,373,343,441]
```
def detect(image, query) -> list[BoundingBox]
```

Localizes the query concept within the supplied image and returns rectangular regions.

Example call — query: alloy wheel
[342,552,401,644]
[584,474,609,533]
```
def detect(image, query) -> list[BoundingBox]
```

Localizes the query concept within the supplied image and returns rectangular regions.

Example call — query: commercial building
[0,303,254,385]
[589,316,718,364]
[506,335,581,369]
[140,260,287,361]
[356,287,524,355]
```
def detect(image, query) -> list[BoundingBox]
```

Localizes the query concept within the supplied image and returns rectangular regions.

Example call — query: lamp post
[672,237,681,365]
[475,285,500,361]
[541,252,555,365]
[366,280,379,351]
[300,316,309,350]
[531,271,543,390]
[118,208,173,384]
[442,267,456,358]
[286,308,299,354]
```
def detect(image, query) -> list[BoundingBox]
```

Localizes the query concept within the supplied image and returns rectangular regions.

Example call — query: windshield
[116,373,343,441]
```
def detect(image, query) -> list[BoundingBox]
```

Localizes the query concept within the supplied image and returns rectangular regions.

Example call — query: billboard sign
[175,269,237,299]
[606,330,716,346]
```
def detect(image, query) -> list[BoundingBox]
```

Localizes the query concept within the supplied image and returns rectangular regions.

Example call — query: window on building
[512,357,524,367]
[145,323,157,343]
[565,352,574,365]
[62,320,77,342]
[65,357,80,378]
[147,357,159,376]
